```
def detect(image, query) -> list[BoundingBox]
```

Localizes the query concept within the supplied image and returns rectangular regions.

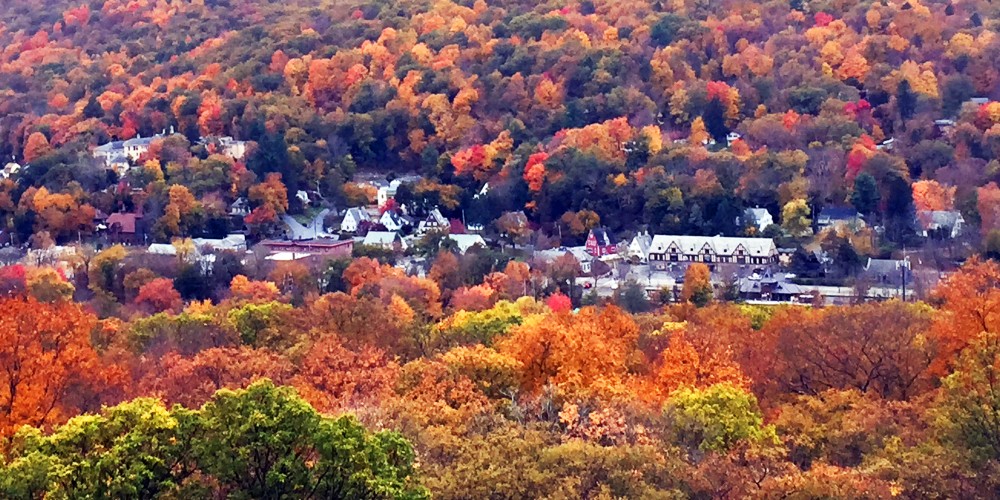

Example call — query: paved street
[281,208,331,239]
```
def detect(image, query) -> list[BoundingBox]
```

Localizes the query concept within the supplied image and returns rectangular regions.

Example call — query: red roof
[448,219,466,234]
[106,212,140,234]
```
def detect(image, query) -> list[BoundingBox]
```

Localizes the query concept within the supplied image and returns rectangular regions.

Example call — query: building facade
[648,235,778,269]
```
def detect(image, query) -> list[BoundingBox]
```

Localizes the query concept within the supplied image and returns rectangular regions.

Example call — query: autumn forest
[3,0,1000,497]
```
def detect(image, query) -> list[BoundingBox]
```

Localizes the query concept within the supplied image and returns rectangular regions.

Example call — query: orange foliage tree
[929,258,1000,375]
[134,347,295,408]
[0,297,120,436]
[134,278,183,314]
[498,306,638,398]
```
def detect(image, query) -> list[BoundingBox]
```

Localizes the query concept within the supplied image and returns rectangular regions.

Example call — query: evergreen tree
[851,172,881,217]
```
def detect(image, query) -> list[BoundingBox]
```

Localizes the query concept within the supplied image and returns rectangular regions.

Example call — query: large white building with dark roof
[647,235,778,269]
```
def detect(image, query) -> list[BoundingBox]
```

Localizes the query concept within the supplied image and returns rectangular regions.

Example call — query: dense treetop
[3,0,1000,245]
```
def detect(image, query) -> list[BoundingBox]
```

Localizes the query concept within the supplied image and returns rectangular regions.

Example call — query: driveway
[282,208,331,239]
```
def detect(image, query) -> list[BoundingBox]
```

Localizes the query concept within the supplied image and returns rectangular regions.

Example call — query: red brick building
[260,238,354,258]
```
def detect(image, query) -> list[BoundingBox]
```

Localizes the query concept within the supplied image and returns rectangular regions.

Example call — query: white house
[448,234,487,254]
[534,246,596,274]
[363,231,407,252]
[377,179,403,208]
[1,162,20,179]
[418,208,449,234]
[123,136,155,161]
[726,132,742,148]
[296,190,311,206]
[229,197,251,217]
[916,210,965,239]
[741,207,775,233]
[380,210,412,232]
[216,136,247,159]
[341,207,371,233]
[627,231,653,263]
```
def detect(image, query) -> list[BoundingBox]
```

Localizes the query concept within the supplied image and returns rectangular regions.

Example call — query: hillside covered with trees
[3,0,1000,498]
[3,0,1000,245]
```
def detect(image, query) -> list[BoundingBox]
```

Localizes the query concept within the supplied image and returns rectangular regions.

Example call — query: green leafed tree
[851,172,881,218]
[0,380,428,500]
[663,383,777,454]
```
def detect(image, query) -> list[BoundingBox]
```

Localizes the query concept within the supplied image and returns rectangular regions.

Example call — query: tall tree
[851,173,880,217]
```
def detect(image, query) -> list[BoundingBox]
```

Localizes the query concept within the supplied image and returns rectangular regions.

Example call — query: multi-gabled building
[417,208,449,234]
[379,210,413,232]
[585,228,617,257]
[340,207,372,233]
[627,231,653,263]
[647,235,778,269]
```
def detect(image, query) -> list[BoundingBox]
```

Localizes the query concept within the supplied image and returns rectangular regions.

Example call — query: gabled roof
[448,234,486,253]
[363,231,402,246]
[916,210,964,230]
[863,258,908,275]
[629,233,653,253]
[94,141,124,153]
[344,207,371,222]
[123,136,154,148]
[380,210,408,226]
[739,276,804,295]
[106,212,142,234]
[648,235,777,257]
[589,228,614,246]
[534,246,594,267]
[426,208,448,226]
[862,258,913,284]
[501,210,529,227]
[744,207,771,221]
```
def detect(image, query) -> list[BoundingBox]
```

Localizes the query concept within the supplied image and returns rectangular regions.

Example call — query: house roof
[744,207,772,221]
[426,208,448,226]
[380,210,413,227]
[193,234,247,251]
[862,258,912,283]
[449,219,467,234]
[448,234,486,253]
[629,233,653,255]
[739,276,804,295]
[123,136,154,148]
[818,206,859,221]
[648,235,777,257]
[261,238,351,249]
[345,207,371,222]
[94,141,124,153]
[148,243,178,255]
[916,210,964,230]
[589,228,614,246]
[106,212,141,234]
[534,246,594,266]
[363,231,402,246]
[265,251,312,261]
[503,211,528,226]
